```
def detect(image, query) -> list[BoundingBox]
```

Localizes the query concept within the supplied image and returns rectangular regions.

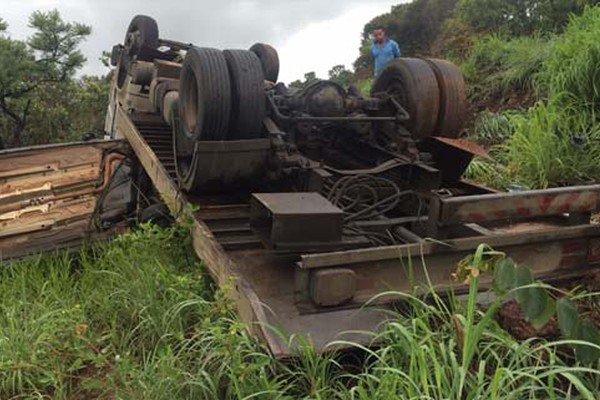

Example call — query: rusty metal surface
[297,223,600,308]
[432,137,491,160]
[436,184,600,225]
[112,99,600,358]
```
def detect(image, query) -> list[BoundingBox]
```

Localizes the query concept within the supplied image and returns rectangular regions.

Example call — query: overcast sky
[2,0,400,83]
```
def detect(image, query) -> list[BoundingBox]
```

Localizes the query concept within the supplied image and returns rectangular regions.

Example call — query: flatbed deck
[115,106,600,357]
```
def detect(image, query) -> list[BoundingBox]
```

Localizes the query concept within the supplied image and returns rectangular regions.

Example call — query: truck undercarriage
[3,14,600,357]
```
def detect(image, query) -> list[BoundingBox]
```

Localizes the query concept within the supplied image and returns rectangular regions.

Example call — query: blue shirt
[371,39,401,76]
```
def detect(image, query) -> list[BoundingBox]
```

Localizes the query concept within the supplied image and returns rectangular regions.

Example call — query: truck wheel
[371,58,440,140]
[425,59,467,138]
[179,47,231,141]
[124,15,159,59]
[249,43,279,83]
[117,15,159,89]
[223,50,266,139]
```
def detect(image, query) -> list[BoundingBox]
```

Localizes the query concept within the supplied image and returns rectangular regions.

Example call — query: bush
[537,6,600,116]
[469,110,519,145]
[462,34,554,102]
[500,102,600,188]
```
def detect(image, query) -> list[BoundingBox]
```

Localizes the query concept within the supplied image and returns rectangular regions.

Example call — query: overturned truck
[8,14,600,357]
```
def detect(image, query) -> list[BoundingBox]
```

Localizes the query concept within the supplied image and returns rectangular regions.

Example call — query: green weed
[3,226,600,398]
[462,34,554,102]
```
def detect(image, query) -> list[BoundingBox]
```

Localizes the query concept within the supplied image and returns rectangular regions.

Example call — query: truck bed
[115,107,600,357]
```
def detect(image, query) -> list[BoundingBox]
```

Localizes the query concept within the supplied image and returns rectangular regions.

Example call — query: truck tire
[223,50,266,139]
[249,43,279,83]
[371,58,440,140]
[118,15,159,89]
[425,58,467,138]
[179,47,231,141]
[124,15,159,59]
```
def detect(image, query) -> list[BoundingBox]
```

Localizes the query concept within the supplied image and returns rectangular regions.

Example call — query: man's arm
[392,41,401,58]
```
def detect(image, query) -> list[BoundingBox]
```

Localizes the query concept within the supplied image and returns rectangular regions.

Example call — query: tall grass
[465,7,600,189]
[537,6,600,115]
[462,34,554,101]
[3,226,600,398]
[500,101,600,188]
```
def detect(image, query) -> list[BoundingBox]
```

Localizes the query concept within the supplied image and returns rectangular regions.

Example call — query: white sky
[1,0,399,83]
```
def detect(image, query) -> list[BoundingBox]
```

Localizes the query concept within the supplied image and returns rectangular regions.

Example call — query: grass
[462,34,554,102]
[464,7,600,189]
[3,224,600,398]
[537,6,600,115]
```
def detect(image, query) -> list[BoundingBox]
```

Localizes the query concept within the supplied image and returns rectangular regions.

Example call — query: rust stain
[432,137,492,160]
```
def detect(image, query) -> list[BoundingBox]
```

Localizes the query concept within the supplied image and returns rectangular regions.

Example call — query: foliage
[459,245,600,364]
[462,34,554,103]
[364,0,459,56]
[468,7,600,189]
[537,6,600,117]
[288,71,320,89]
[354,0,458,75]
[433,16,477,62]
[353,78,373,97]
[27,10,91,81]
[328,64,354,88]
[4,226,600,398]
[0,223,280,398]
[500,101,600,188]
[352,0,596,82]
[457,0,599,36]
[469,110,519,145]
[0,10,91,148]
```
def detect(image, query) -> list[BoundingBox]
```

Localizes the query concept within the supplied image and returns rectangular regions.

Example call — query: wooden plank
[0,197,96,237]
[0,219,128,260]
[0,144,104,175]
[0,140,129,260]
[1,165,100,196]
[116,106,183,214]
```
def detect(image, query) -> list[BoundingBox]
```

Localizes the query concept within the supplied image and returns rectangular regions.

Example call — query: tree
[328,64,354,88]
[457,0,600,36]
[0,10,90,147]
[288,71,320,89]
[354,0,459,77]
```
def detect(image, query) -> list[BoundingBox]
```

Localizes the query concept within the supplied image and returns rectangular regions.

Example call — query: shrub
[501,101,600,188]
[537,6,600,116]
[462,34,554,102]
[469,110,519,145]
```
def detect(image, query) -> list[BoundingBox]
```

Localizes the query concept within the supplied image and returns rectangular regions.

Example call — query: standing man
[370,27,401,77]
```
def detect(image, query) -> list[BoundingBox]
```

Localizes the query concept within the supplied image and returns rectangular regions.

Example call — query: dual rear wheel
[371,57,467,139]
[174,46,272,189]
